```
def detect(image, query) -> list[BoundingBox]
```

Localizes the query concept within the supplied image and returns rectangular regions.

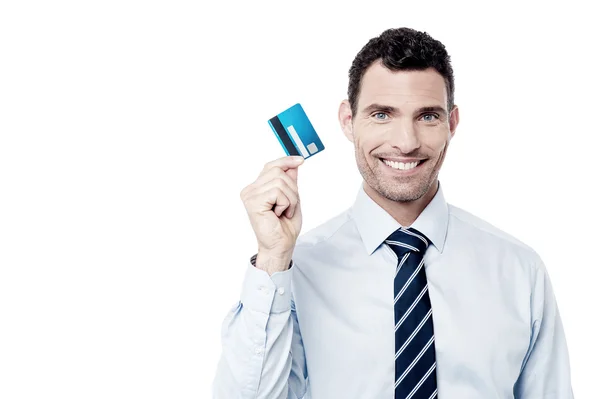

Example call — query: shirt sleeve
[513,258,574,398]
[212,254,308,399]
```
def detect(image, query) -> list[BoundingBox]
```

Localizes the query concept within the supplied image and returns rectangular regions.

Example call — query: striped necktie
[385,227,437,399]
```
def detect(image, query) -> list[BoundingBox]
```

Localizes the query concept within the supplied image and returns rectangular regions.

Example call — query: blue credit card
[268,103,325,159]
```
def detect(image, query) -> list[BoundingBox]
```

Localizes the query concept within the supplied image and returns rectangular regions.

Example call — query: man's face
[339,61,459,203]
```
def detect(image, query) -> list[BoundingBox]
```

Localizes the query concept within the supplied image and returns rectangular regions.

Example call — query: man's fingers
[250,177,299,217]
[251,166,299,197]
[285,166,299,184]
[241,156,303,217]
[261,155,304,174]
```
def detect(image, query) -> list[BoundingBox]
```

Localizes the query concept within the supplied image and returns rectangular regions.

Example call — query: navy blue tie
[385,227,437,399]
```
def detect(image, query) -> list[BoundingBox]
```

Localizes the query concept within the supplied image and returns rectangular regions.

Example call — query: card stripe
[268,116,300,156]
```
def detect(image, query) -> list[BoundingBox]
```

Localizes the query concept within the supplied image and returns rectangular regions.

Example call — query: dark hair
[348,27,455,116]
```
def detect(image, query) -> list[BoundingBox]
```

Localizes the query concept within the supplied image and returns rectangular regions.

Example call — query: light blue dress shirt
[213,182,573,398]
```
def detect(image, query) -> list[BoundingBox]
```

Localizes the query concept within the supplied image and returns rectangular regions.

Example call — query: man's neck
[362,180,439,227]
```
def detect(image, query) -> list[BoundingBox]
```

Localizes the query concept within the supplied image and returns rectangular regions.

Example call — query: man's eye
[421,113,439,122]
[373,112,388,120]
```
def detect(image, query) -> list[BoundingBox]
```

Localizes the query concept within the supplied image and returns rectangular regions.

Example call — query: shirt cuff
[241,256,293,314]
[250,253,294,270]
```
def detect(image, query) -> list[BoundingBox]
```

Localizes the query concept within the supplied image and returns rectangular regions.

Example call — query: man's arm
[513,257,574,398]
[212,255,308,399]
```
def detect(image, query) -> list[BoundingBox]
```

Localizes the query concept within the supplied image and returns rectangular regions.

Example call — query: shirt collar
[350,181,449,255]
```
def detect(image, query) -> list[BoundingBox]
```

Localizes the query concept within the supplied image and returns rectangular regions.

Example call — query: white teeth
[383,159,419,170]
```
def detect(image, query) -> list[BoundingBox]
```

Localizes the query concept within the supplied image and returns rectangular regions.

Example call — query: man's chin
[383,190,427,203]
[375,179,432,203]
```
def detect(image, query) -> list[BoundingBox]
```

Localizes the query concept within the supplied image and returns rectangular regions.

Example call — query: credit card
[268,103,325,159]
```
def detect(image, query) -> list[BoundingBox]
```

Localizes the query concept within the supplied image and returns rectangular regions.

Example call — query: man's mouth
[379,158,426,171]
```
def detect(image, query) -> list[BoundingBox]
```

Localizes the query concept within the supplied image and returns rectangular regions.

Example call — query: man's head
[339,27,459,205]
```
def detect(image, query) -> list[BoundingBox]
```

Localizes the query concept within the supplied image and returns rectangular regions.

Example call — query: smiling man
[213,27,574,398]
[339,59,458,226]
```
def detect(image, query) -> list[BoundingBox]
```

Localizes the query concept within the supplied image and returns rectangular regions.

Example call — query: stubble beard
[354,142,447,203]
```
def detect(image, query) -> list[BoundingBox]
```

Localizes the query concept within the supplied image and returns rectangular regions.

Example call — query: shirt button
[254,346,263,354]
[277,287,285,295]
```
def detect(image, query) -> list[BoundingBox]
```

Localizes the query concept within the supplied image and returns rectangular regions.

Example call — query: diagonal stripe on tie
[385,227,437,399]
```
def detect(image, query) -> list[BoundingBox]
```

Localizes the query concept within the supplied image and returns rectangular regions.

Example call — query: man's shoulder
[290,205,367,276]
[295,207,354,249]
[447,203,541,260]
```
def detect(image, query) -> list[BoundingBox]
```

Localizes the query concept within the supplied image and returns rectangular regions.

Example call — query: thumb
[286,165,299,183]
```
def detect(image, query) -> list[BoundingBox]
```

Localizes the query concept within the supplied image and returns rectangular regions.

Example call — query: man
[212,27,573,398]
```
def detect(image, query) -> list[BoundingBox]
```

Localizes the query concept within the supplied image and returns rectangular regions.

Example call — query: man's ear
[338,100,354,142]
[449,105,460,139]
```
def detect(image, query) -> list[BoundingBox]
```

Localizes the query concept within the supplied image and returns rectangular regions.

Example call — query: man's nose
[389,122,420,154]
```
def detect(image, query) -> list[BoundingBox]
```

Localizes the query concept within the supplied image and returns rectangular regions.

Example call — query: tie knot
[385,227,430,258]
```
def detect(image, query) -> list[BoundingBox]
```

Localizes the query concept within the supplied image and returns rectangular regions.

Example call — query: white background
[1,0,597,397]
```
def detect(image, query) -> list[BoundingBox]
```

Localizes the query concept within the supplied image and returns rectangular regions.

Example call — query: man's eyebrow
[361,103,448,116]
[361,103,399,115]
[417,106,447,116]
